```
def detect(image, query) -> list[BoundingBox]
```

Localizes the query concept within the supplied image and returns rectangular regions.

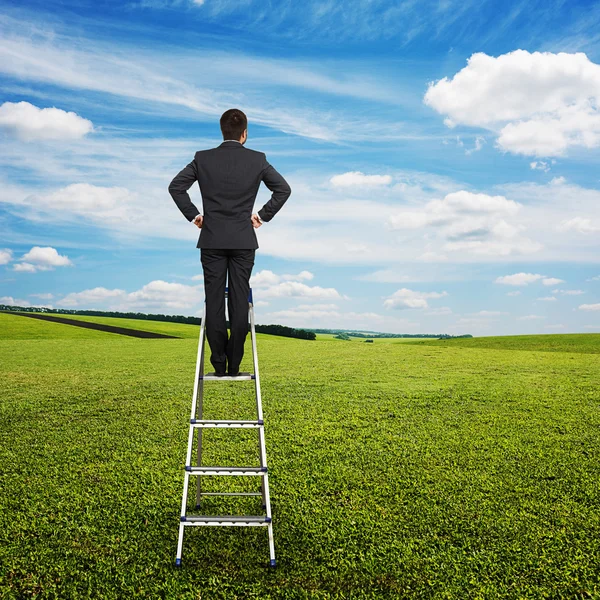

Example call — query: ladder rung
[201,374,255,381]
[199,492,262,497]
[181,515,270,526]
[190,419,263,428]
[185,466,267,476]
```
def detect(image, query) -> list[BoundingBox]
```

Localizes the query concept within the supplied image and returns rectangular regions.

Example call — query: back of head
[220,108,247,141]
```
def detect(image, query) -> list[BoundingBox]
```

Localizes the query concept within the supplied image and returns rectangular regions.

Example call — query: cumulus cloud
[518,314,546,320]
[537,296,557,301]
[330,171,392,187]
[578,303,600,311]
[558,216,600,234]
[424,49,600,157]
[383,288,448,310]
[250,269,314,287]
[249,269,340,300]
[494,273,563,286]
[58,280,204,312]
[30,183,140,226]
[0,249,13,265]
[0,101,94,142]
[14,246,73,273]
[387,190,539,256]
[0,295,30,307]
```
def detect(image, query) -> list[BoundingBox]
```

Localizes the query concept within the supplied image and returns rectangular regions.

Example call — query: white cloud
[471,310,507,316]
[58,287,126,307]
[558,216,600,234]
[0,101,94,142]
[518,314,546,320]
[530,161,550,172]
[13,263,38,273]
[256,281,341,300]
[387,190,539,257]
[537,296,557,301]
[30,292,54,300]
[465,135,485,155]
[424,49,600,157]
[31,183,141,226]
[248,269,338,300]
[383,288,448,310]
[58,280,204,312]
[14,246,73,273]
[578,303,600,311]
[250,269,314,287]
[552,289,584,295]
[330,171,392,187]
[0,295,30,306]
[495,273,545,286]
[0,248,13,265]
[542,277,564,286]
[506,290,521,296]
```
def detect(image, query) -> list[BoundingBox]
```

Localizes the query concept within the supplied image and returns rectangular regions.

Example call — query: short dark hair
[220,108,247,141]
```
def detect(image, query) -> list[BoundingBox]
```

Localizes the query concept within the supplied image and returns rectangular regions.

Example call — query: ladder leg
[176,301,207,564]
[196,321,206,508]
[175,521,185,566]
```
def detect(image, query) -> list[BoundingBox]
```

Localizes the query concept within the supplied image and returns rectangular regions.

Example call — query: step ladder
[175,286,276,568]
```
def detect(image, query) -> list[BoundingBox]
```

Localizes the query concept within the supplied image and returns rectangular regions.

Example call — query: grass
[408,333,600,354]
[1,312,599,598]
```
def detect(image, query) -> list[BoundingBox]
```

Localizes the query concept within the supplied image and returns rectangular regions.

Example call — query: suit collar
[219,140,244,147]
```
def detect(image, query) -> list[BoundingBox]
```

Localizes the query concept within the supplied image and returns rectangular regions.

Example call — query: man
[168,108,291,376]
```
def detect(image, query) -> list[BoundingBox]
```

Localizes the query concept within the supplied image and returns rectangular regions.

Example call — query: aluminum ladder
[175,286,275,567]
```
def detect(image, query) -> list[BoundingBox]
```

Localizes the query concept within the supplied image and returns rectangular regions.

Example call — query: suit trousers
[200,248,255,373]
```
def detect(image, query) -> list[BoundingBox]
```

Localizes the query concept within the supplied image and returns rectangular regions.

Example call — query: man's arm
[168,153,202,222]
[257,155,291,223]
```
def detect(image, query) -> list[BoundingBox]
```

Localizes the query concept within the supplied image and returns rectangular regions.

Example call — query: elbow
[283,183,292,198]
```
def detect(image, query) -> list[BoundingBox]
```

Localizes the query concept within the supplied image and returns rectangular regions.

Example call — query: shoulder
[243,147,267,159]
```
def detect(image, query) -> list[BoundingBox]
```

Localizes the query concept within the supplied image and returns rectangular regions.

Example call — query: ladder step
[181,515,271,526]
[199,492,262,497]
[190,419,263,428]
[185,466,267,476]
[201,373,255,381]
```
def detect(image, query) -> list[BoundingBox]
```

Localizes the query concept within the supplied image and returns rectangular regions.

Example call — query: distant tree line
[0,305,316,341]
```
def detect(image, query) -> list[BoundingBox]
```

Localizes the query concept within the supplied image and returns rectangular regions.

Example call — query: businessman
[168,108,292,376]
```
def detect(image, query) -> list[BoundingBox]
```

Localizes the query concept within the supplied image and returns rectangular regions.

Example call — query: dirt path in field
[6,312,180,339]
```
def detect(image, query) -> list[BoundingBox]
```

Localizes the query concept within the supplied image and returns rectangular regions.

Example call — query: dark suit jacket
[168,140,292,249]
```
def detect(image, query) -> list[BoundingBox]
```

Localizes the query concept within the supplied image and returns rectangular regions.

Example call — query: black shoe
[213,370,226,377]
[228,370,251,377]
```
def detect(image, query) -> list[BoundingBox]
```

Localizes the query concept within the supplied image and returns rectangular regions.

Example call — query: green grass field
[1,312,599,599]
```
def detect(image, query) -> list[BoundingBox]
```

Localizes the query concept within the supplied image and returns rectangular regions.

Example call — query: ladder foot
[269,559,276,568]
[195,503,202,510]
[175,558,182,567]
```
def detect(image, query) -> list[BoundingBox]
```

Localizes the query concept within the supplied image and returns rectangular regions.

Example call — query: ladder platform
[201,373,255,381]
[182,515,271,526]
[190,419,263,428]
[185,466,267,476]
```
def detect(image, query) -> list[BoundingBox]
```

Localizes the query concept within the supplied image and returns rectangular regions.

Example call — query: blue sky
[1,0,599,335]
